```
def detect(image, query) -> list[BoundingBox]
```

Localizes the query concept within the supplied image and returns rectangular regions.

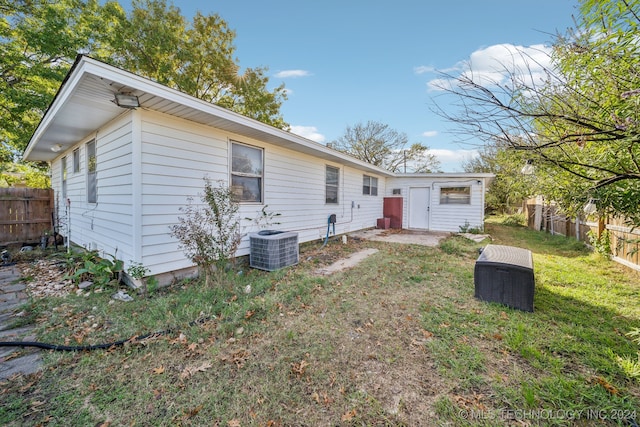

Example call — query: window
[325,165,339,204]
[61,156,67,200]
[440,186,471,204]
[362,175,378,196]
[87,140,97,203]
[231,142,263,202]
[73,148,80,173]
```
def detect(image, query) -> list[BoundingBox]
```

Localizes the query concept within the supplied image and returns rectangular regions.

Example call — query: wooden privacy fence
[0,188,53,245]
[525,197,640,271]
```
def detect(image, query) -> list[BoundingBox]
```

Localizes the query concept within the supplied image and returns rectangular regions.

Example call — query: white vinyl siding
[387,177,485,232]
[49,114,135,265]
[49,108,487,279]
[139,111,229,274]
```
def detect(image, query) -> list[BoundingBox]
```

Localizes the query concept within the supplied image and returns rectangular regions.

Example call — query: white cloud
[422,130,438,138]
[427,43,553,91]
[289,125,326,143]
[430,148,478,165]
[274,69,312,78]
[414,65,435,75]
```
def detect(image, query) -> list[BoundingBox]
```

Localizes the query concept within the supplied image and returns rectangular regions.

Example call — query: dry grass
[1,223,640,426]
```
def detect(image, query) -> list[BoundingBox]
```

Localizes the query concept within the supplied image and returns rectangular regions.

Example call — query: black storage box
[474,244,535,312]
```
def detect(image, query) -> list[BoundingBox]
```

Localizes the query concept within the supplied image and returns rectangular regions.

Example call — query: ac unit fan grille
[249,231,299,271]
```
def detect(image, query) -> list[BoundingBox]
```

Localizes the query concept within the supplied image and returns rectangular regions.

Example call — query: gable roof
[23,55,394,176]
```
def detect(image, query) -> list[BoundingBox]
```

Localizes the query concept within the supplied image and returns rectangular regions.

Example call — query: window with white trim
[362,175,378,196]
[73,148,80,173]
[440,186,471,204]
[231,142,263,202]
[87,140,97,203]
[325,165,339,204]
[61,156,67,200]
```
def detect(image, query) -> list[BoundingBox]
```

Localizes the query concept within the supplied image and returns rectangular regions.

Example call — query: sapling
[170,177,241,286]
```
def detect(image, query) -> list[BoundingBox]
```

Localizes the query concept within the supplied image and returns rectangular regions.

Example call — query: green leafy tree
[102,0,289,129]
[463,139,531,213]
[435,0,640,225]
[329,120,441,173]
[0,0,110,162]
[1,0,288,169]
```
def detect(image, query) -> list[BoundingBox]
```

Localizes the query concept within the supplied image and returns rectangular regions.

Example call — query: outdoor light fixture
[113,93,140,109]
[583,198,598,215]
[50,144,63,153]
[521,159,535,175]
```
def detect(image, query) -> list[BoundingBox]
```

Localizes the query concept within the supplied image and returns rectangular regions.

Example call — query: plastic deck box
[474,244,535,312]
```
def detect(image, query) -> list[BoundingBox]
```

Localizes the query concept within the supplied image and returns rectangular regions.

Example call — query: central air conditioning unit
[249,230,299,271]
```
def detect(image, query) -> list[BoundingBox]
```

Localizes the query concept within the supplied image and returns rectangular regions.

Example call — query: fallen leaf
[341,409,357,421]
[180,362,213,379]
[245,310,255,319]
[593,376,619,395]
[500,311,509,320]
[422,330,434,339]
[291,359,310,378]
[152,366,165,375]
[227,419,241,427]
[182,404,203,420]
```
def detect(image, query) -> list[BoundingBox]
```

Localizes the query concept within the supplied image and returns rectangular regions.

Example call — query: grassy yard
[1,219,639,426]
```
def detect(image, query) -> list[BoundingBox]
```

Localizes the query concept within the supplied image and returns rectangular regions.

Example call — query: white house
[24,56,492,282]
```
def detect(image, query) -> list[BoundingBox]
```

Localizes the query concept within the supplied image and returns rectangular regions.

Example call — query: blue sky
[140,0,580,171]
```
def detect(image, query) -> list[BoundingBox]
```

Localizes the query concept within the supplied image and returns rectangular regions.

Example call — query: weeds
[62,250,123,287]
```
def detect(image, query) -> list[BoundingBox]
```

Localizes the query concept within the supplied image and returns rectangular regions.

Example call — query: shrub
[587,230,611,258]
[501,213,526,227]
[63,250,123,287]
[459,220,483,234]
[170,178,241,286]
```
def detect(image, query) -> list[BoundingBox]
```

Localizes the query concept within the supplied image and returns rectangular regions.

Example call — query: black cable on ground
[0,317,212,352]
[0,330,170,351]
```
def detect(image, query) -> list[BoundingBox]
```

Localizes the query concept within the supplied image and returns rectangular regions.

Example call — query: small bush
[170,177,241,286]
[63,250,123,287]
[501,214,526,227]
[587,230,611,258]
[458,220,483,234]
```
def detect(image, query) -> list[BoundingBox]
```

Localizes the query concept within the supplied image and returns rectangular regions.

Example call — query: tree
[463,139,532,213]
[99,0,289,129]
[1,0,289,163]
[434,0,640,224]
[0,0,109,162]
[328,120,441,173]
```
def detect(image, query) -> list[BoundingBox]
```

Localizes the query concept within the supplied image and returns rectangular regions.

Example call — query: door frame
[408,186,431,230]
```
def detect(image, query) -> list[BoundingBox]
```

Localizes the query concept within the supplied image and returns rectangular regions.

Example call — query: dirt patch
[349,228,450,246]
[314,248,379,275]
